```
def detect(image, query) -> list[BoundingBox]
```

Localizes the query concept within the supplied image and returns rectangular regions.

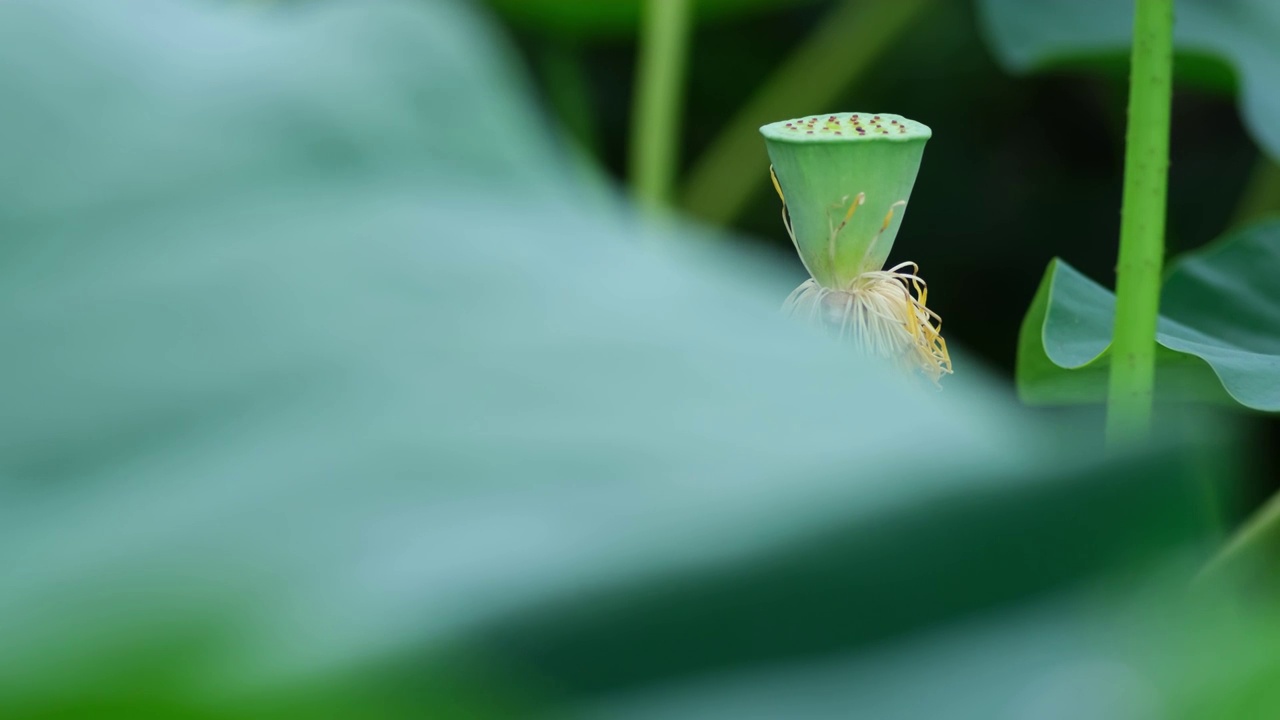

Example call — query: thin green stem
[630,0,694,210]
[1105,0,1174,447]
[1199,489,1280,587]
[680,0,932,226]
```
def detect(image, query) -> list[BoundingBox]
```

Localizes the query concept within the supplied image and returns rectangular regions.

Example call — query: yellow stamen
[880,200,906,231]
[771,165,822,282]
[769,165,785,204]
[856,199,908,273]
[836,192,866,233]
[827,193,867,270]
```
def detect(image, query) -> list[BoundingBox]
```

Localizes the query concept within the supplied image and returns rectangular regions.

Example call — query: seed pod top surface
[762,112,930,288]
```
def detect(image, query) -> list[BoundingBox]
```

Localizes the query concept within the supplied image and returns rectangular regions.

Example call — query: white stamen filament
[783,262,952,383]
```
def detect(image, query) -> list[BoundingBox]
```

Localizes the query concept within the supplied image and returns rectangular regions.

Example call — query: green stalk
[681,0,932,226]
[630,0,694,210]
[1105,0,1174,446]
[1199,489,1280,588]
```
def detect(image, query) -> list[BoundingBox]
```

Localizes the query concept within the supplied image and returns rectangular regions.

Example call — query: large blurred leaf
[476,447,1219,702]
[1017,222,1280,410]
[0,0,1268,717]
[977,0,1280,160]
[578,584,1280,720]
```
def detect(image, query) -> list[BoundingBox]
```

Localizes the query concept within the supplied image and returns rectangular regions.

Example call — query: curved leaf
[977,0,1280,161]
[1017,222,1280,410]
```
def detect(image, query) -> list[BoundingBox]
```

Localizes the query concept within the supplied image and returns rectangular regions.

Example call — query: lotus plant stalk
[762,112,951,383]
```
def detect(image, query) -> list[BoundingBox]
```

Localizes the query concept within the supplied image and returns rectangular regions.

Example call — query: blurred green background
[3,0,1280,717]
[499,0,1256,367]
[491,0,1280,503]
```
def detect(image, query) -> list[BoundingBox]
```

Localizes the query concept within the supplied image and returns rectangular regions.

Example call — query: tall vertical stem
[630,0,694,210]
[1106,0,1174,446]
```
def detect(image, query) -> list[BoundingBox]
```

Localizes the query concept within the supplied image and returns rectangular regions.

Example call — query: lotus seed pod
[761,112,930,289]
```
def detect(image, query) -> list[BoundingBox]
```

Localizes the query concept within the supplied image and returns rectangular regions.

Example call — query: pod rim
[760,112,931,143]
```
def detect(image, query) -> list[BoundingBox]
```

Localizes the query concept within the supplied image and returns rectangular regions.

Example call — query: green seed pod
[763,112,950,384]
[761,112,930,289]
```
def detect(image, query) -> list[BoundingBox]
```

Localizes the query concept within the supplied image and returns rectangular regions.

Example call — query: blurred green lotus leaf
[978,0,1280,160]
[578,584,1280,720]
